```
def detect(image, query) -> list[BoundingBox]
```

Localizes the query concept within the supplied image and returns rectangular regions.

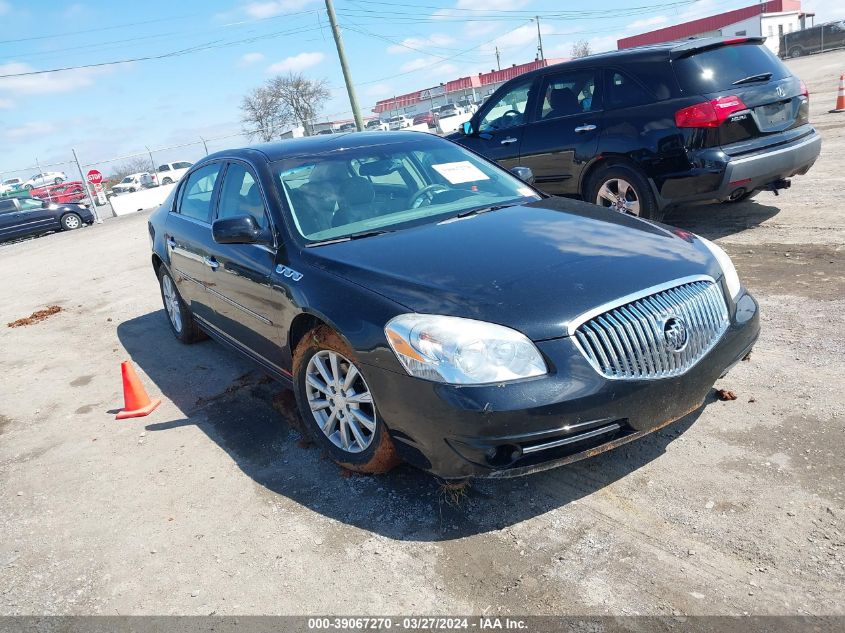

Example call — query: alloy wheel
[161,274,183,333]
[596,178,641,216]
[64,215,80,229]
[304,350,376,454]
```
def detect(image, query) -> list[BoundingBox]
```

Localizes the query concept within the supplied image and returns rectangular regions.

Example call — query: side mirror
[510,166,535,185]
[461,120,473,136]
[212,215,264,245]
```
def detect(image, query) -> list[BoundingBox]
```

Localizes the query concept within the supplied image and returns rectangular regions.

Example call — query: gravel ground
[0,52,843,617]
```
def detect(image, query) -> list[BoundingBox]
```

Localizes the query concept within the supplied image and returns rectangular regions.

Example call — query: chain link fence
[780,19,845,59]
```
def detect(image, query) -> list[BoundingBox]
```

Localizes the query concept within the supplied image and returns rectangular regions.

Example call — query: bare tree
[241,85,287,142]
[570,40,592,58]
[268,73,331,136]
[240,73,331,140]
[108,156,154,188]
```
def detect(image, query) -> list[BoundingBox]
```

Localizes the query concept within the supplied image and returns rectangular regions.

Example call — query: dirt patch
[727,243,845,300]
[0,414,11,435]
[6,305,62,328]
[70,375,94,387]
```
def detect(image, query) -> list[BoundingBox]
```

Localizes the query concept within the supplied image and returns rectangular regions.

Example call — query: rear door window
[537,69,600,119]
[606,70,653,109]
[673,43,790,94]
[176,163,221,223]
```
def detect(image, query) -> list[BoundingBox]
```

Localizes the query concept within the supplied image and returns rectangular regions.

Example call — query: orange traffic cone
[832,74,845,113]
[116,360,161,419]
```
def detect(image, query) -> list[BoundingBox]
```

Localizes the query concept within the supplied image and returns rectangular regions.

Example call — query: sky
[1,0,842,178]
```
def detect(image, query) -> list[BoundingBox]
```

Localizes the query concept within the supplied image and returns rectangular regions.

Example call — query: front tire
[158,267,205,344]
[162,177,173,185]
[54,177,63,185]
[587,164,662,221]
[292,326,400,474]
[60,213,82,230]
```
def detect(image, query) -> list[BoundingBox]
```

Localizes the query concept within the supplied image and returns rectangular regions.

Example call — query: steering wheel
[410,184,449,208]
[500,109,521,125]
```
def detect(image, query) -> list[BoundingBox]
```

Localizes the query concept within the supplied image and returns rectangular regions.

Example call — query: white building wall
[722,15,763,38]
[761,12,802,53]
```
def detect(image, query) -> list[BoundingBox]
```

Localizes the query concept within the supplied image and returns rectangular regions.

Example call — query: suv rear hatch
[672,39,811,156]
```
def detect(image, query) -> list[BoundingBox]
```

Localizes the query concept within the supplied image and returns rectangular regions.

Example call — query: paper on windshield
[431,161,490,184]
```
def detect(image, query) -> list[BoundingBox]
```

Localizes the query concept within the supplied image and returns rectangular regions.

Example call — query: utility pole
[325,0,364,131]
[535,16,545,61]
[495,46,501,71]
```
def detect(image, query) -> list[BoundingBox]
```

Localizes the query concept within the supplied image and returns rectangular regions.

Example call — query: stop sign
[86,169,103,185]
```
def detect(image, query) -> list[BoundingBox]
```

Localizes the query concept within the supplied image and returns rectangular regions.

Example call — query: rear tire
[54,177,63,185]
[789,46,804,58]
[587,164,662,221]
[158,267,205,344]
[60,213,82,230]
[292,325,400,474]
[162,177,173,185]
[725,190,759,203]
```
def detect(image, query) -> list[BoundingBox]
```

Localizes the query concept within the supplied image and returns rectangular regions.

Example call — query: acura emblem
[776,85,786,98]
[663,317,688,353]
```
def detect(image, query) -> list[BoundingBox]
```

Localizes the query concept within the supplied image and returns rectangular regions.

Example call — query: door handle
[574,124,597,133]
[203,256,219,270]
[166,237,176,248]
[500,136,518,145]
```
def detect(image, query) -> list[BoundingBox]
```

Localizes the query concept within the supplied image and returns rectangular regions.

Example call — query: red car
[29,181,88,205]
[413,111,435,128]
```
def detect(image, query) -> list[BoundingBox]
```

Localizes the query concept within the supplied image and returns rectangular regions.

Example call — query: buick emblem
[776,85,786,98]
[663,317,688,353]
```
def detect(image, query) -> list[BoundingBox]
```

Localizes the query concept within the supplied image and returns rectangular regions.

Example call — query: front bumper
[364,290,760,479]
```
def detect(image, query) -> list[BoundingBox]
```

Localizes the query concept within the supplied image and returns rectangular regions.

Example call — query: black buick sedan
[148,131,759,479]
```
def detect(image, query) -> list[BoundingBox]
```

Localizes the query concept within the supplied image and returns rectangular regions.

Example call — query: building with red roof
[617,0,814,55]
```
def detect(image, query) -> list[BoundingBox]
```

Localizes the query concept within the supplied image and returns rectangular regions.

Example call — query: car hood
[304,197,721,341]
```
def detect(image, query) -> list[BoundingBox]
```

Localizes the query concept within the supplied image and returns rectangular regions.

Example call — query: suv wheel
[588,164,662,221]
[292,326,400,474]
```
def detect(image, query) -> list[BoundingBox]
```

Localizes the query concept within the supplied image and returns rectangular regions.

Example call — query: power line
[0,25,326,78]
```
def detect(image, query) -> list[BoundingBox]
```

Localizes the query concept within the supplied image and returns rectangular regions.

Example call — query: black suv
[451,37,821,220]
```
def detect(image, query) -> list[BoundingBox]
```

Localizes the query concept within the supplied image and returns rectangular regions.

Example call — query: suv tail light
[800,80,809,100]
[675,95,748,128]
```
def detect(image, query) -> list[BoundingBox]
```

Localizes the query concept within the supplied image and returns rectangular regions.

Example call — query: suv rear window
[673,43,790,94]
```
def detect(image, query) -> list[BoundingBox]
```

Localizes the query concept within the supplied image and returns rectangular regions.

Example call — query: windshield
[275,137,540,243]
[120,176,133,183]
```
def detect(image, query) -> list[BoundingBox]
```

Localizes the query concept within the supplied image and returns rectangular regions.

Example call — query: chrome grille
[572,278,729,380]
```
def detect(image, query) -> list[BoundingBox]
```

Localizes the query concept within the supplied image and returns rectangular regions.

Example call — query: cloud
[387,34,455,55]
[365,83,393,97]
[627,15,668,31]
[63,3,86,18]
[3,121,57,141]
[0,1,10,16]
[0,62,109,96]
[479,23,554,54]
[0,97,13,109]
[266,51,325,73]
[239,52,265,66]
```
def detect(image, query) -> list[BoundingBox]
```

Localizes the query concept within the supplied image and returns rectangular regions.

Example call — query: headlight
[698,236,741,299]
[385,314,547,385]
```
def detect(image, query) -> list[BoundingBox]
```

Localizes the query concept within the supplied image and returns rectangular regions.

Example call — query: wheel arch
[578,153,646,198]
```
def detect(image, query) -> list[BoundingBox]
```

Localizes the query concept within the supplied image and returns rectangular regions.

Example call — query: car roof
[513,36,766,79]
[204,131,448,163]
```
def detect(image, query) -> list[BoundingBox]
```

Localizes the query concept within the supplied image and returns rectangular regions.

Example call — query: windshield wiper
[454,203,515,219]
[731,72,773,86]
[306,229,393,247]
